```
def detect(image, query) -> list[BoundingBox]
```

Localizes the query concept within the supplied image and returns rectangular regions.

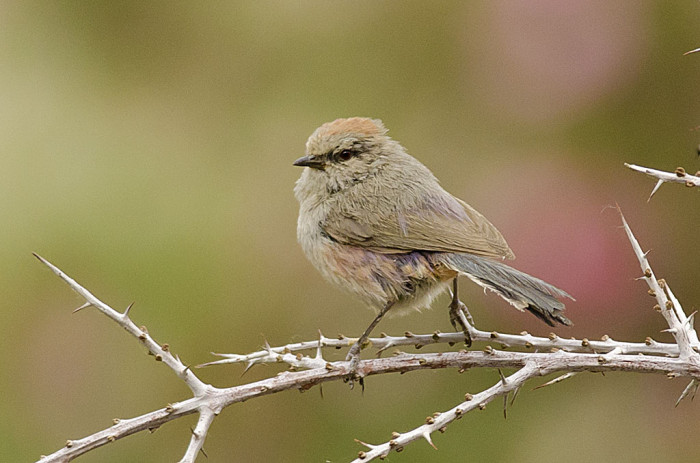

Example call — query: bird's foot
[449,299,473,347]
[344,341,365,390]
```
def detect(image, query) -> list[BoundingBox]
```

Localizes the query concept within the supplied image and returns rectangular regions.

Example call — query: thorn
[123,302,135,317]
[354,438,372,449]
[73,302,92,313]
[510,385,521,406]
[534,372,577,390]
[422,432,437,450]
[497,368,507,385]
[502,394,508,419]
[675,379,699,407]
[241,361,255,377]
[648,179,663,201]
[376,343,394,356]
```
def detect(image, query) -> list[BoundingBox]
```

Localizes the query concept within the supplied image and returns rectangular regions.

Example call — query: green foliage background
[2,2,699,461]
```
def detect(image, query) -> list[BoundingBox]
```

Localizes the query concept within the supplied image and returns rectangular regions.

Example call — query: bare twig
[32,254,208,398]
[617,213,700,358]
[202,326,682,370]
[624,163,700,200]
[181,410,216,463]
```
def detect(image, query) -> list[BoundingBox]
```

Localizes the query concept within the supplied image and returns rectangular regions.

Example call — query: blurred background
[2,1,699,461]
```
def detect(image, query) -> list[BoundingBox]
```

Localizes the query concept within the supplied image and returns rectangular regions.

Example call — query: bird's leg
[345,301,394,385]
[449,278,473,347]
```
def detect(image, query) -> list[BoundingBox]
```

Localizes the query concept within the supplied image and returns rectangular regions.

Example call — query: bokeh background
[2,1,699,461]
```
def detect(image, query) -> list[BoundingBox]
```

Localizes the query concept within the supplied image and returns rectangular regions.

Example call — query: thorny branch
[202,323,682,370]
[624,163,700,200]
[36,210,699,462]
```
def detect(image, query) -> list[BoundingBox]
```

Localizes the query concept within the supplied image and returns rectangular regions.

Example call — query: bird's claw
[449,300,473,347]
[344,342,365,390]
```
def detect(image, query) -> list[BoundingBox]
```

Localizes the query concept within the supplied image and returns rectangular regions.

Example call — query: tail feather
[444,253,573,327]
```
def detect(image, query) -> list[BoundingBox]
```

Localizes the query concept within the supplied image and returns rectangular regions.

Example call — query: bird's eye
[336,149,354,162]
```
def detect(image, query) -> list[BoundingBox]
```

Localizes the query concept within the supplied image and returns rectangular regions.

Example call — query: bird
[293,117,572,375]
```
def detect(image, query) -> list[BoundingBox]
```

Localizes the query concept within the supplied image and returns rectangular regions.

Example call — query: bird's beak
[293,155,325,170]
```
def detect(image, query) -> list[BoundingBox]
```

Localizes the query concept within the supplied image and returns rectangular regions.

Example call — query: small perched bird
[293,117,572,372]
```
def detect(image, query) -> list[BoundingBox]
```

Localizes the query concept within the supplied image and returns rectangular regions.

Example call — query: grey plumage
[294,117,573,333]
[444,253,573,326]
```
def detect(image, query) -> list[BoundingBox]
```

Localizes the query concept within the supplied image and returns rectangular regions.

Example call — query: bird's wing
[322,192,515,259]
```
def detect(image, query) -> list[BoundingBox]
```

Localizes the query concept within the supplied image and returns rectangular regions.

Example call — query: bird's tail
[444,253,573,327]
